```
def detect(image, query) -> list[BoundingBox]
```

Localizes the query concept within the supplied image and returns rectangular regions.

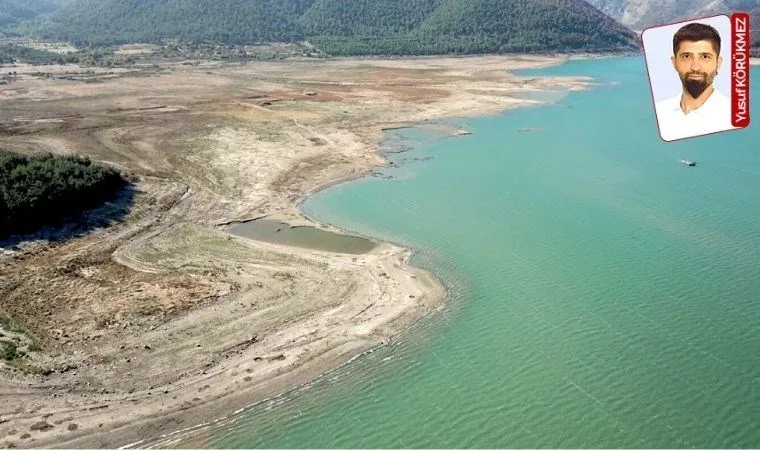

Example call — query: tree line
[0,151,127,237]
[25,0,639,55]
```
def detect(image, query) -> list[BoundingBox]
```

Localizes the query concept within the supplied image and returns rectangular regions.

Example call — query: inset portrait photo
[642,15,750,142]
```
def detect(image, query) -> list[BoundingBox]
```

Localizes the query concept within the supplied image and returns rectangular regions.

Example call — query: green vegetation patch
[2,341,23,360]
[0,43,62,64]
[0,315,25,332]
[29,0,640,55]
[0,44,138,66]
[0,150,128,238]
[0,316,37,361]
[0,0,70,33]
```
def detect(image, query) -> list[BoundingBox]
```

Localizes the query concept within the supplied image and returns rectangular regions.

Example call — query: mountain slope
[40,0,314,45]
[585,0,758,53]
[585,0,758,31]
[586,0,717,30]
[0,0,71,32]
[32,0,640,55]
[415,0,636,50]
[298,0,438,37]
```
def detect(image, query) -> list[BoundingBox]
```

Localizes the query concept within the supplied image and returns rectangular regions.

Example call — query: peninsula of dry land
[0,53,598,448]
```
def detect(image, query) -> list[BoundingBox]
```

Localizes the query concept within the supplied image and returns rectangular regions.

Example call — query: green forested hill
[414,0,634,51]
[38,0,314,45]
[0,0,71,32]
[298,0,439,36]
[30,0,640,55]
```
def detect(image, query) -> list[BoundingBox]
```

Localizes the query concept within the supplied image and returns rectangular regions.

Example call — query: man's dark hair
[673,22,721,56]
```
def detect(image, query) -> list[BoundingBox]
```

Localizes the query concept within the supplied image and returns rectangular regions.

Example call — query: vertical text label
[731,12,751,128]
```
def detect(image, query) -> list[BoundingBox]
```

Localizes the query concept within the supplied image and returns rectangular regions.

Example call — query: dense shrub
[0,151,126,237]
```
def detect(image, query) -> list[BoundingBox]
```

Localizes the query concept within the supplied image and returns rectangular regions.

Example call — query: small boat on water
[680,159,697,166]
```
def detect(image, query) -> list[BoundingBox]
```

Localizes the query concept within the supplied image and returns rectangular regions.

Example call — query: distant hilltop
[4,0,641,56]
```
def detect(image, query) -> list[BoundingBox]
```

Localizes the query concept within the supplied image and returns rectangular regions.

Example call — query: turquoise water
[187,56,760,448]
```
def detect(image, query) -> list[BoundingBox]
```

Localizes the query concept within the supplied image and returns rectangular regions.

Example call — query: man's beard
[680,72,713,98]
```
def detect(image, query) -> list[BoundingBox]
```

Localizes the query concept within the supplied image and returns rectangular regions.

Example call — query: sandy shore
[0,53,604,449]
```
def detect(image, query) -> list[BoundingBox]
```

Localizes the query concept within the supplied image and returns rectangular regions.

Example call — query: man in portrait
[654,22,734,141]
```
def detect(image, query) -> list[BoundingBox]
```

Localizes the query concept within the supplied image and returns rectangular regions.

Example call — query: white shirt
[655,88,735,142]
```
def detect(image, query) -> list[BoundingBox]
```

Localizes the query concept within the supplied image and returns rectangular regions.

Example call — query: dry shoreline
[0,53,605,449]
